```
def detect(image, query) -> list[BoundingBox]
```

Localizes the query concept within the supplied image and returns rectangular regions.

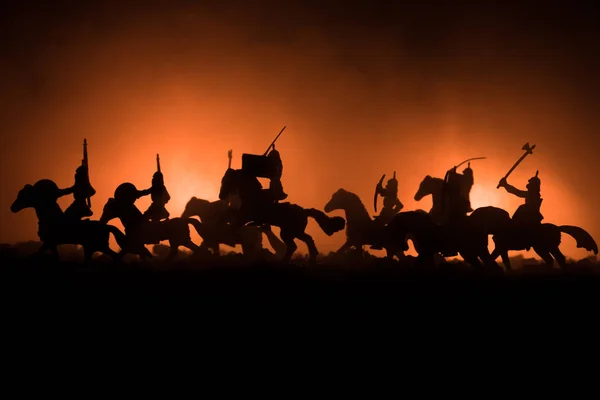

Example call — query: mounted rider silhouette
[370,172,404,251]
[443,163,474,225]
[498,171,544,248]
[439,163,475,256]
[266,143,288,202]
[58,139,96,222]
[143,155,171,223]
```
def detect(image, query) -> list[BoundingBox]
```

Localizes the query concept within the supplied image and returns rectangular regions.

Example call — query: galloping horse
[11,179,128,262]
[414,174,599,269]
[412,175,511,268]
[471,207,599,269]
[100,183,204,261]
[181,196,287,259]
[323,189,409,258]
[219,168,346,264]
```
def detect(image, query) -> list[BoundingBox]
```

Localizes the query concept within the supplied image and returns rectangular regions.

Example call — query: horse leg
[533,246,555,269]
[550,247,568,269]
[165,240,180,263]
[297,232,318,265]
[280,231,297,264]
[461,252,484,270]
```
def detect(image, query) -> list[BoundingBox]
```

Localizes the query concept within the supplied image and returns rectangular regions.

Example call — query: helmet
[462,162,473,176]
[527,171,541,190]
[114,182,138,203]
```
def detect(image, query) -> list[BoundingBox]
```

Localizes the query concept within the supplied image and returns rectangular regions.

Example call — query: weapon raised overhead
[497,143,535,188]
[156,154,161,173]
[228,149,232,169]
[263,126,286,156]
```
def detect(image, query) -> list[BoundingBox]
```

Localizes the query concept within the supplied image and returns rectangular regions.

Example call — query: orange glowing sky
[1,3,599,261]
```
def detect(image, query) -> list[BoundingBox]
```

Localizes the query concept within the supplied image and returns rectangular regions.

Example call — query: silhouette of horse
[10,179,128,262]
[474,208,599,269]
[414,175,520,267]
[219,168,346,264]
[414,175,446,223]
[181,196,287,259]
[414,174,599,269]
[323,189,409,258]
[100,183,204,261]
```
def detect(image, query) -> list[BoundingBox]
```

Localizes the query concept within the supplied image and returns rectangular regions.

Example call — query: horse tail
[559,225,599,255]
[306,208,345,236]
[186,218,204,239]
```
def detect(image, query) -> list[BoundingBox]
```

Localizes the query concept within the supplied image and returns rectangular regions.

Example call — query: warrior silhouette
[59,165,96,220]
[498,171,544,227]
[266,144,287,202]
[443,164,474,225]
[370,173,404,251]
[143,170,171,222]
[373,173,403,225]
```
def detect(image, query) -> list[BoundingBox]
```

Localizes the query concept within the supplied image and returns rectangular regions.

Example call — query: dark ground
[2,242,600,329]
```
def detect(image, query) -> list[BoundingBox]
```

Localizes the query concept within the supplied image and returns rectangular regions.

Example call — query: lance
[263,126,287,156]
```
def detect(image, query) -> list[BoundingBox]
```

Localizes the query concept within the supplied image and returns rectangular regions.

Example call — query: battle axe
[497,143,536,188]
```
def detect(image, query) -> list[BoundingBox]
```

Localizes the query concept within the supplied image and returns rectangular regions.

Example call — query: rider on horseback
[498,171,544,238]
[143,170,171,222]
[370,173,404,251]
[374,174,403,225]
[266,144,288,202]
[439,164,475,256]
[443,164,473,225]
[59,165,96,221]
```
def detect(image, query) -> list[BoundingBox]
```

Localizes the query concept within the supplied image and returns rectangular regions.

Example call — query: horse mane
[336,189,370,215]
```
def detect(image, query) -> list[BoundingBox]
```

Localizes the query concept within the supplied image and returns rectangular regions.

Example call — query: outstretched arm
[58,186,75,197]
[136,188,152,198]
[499,178,527,198]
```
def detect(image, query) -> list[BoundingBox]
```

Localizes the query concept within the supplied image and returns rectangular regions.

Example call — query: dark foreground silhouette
[2,242,600,324]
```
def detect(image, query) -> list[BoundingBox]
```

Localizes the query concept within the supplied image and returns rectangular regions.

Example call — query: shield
[241,153,272,178]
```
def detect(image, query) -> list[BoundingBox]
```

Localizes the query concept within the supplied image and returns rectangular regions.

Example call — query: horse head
[181,196,211,219]
[414,175,435,201]
[324,188,349,213]
[100,197,120,224]
[11,179,60,213]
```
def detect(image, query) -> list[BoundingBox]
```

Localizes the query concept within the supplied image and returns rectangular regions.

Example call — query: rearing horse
[219,168,346,264]
[11,179,128,262]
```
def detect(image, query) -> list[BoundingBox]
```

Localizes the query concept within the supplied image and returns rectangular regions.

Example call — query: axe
[497,143,536,189]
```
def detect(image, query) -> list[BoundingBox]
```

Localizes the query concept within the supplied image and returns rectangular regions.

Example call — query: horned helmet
[527,171,541,191]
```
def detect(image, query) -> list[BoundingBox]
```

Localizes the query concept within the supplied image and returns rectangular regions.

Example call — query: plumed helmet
[528,171,541,189]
